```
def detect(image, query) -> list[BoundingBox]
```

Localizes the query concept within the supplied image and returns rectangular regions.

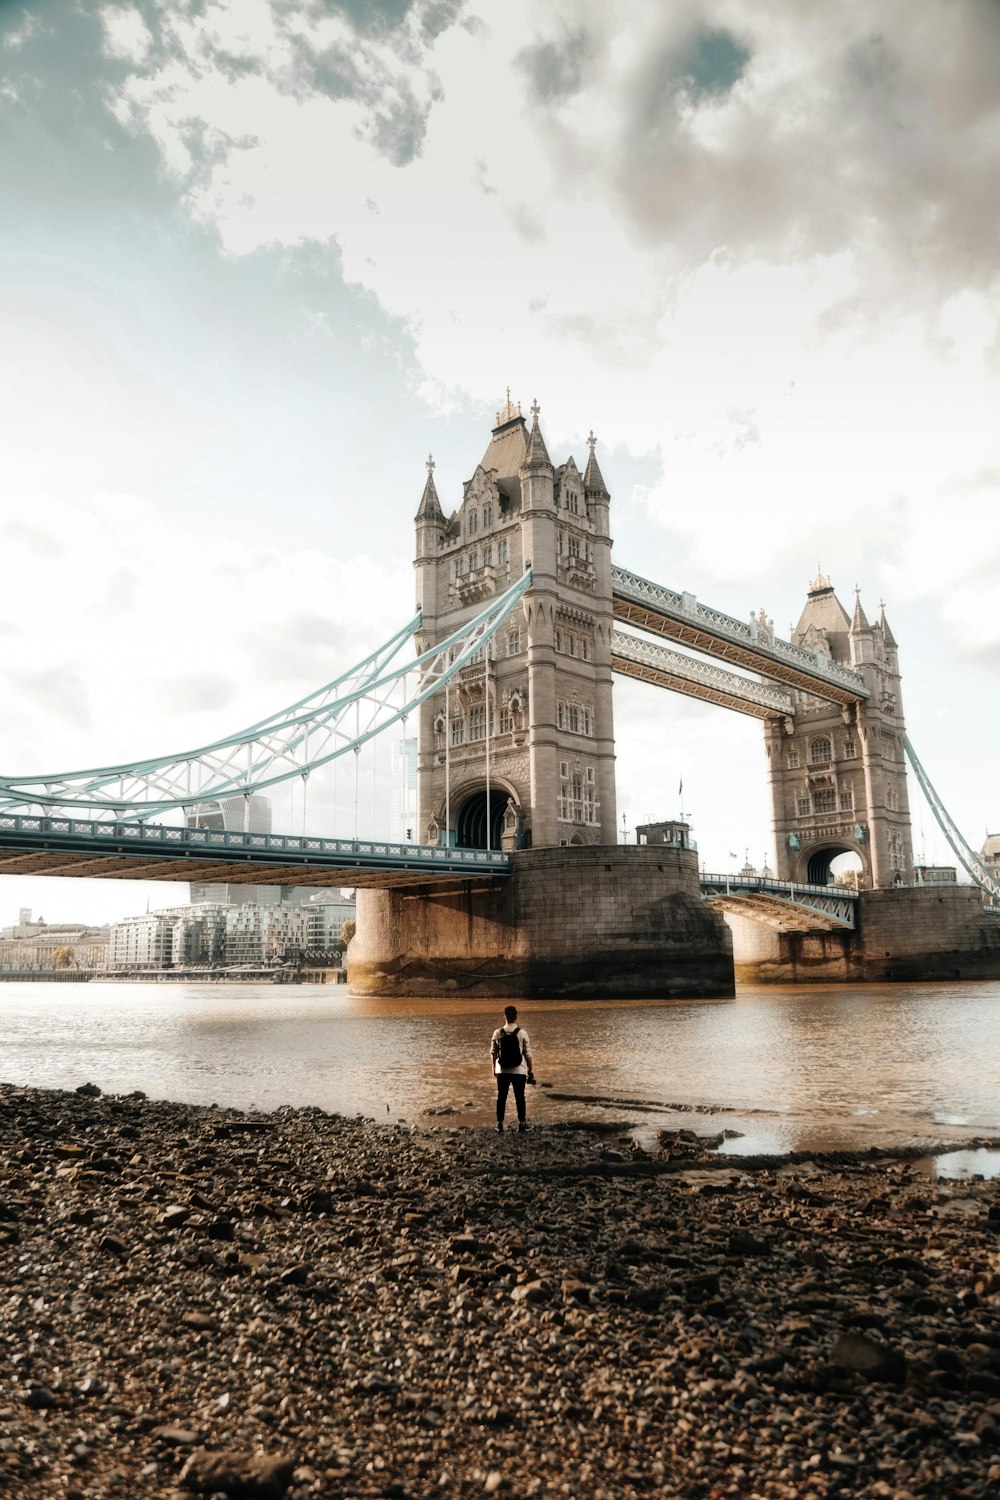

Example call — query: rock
[161,1204,191,1229]
[831,1331,907,1385]
[685,1272,721,1303]
[75,1083,102,1097]
[179,1449,297,1497]
[511,1280,550,1305]
[207,1218,235,1241]
[98,1233,128,1258]
[150,1426,201,1446]
[180,1311,218,1332]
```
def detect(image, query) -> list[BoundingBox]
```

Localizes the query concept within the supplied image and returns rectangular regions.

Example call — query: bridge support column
[348,845,734,999]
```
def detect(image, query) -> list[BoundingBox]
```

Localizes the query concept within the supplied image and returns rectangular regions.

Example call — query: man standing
[491,1004,534,1133]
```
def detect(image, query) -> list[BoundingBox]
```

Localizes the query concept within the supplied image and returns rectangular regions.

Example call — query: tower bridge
[3,394,999,995]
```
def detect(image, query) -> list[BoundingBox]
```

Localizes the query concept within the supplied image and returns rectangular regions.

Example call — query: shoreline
[2,1082,999,1499]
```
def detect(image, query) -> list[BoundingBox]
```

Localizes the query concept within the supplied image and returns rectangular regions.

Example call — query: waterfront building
[0,913,109,972]
[303,892,357,949]
[108,912,174,970]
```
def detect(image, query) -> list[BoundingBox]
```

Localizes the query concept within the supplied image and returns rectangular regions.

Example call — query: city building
[187,795,281,906]
[0,912,109,972]
[390,737,418,842]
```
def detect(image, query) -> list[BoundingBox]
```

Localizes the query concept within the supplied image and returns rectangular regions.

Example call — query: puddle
[916,1147,1000,1180]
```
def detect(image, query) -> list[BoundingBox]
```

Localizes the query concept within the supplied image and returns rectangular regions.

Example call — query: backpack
[497,1026,523,1069]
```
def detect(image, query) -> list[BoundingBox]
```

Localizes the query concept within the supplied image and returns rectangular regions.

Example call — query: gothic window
[809,736,832,764]
[557,531,564,557]
[506,628,520,656]
[585,786,595,822]
[839,788,854,812]
[568,634,576,657]
[583,709,592,736]
[468,509,477,536]
[499,707,512,734]
[483,544,493,567]
[797,795,811,816]
[568,535,580,558]
[560,761,569,778]
[468,705,486,741]
[568,705,580,733]
[568,491,579,515]
[586,767,595,783]
[556,701,565,729]
[451,716,465,747]
[483,501,492,528]
[843,740,857,759]
[580,637,590,661]
[497,538,508,565]
[454,558,464,579]
[554,629,562,652]
[786,748,800,769]
[813,789,837,814]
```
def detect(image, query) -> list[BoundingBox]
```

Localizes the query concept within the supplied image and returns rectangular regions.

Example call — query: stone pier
[348,845,734,1000]
[727,885,1000,984]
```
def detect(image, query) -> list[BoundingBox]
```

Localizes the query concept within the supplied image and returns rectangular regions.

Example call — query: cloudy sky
[1,0,999,925]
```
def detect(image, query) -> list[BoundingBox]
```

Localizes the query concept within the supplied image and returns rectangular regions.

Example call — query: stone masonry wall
[727,886,1000,984]
[349,845,734,1000]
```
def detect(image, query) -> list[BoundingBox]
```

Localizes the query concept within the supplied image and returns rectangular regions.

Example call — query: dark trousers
[496,1073,527,1125]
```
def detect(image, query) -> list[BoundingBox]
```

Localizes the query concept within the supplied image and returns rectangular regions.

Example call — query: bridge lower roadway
[0,815,859,933]
[0,814,510,890]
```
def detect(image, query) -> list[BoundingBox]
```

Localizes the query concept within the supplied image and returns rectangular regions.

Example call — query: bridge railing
[0,814,511,871]
[700,872,860,900]
[612,567,868,699]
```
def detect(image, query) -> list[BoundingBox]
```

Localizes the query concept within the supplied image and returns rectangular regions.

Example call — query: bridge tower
[765,574,913,889]
[414,395,617,851]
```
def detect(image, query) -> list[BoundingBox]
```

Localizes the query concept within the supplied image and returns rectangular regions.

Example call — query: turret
[848,587,877,668]
[414,454,445,631]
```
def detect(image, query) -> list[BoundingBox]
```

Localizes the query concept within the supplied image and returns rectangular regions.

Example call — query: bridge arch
[797,843,867,888]
[445,777,523,851]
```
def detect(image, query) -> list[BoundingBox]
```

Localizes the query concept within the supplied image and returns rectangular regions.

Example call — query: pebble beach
[2,1082,999,1500]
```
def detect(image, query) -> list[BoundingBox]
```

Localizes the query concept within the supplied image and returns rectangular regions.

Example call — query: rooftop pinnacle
[415,452,444,524]
[522,399,553,471]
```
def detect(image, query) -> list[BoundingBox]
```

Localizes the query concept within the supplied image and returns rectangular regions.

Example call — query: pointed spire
[878,598,898,648]
[415,453,444,524]
[522,399,553,472]
[850,584,871,634]
[583,428,609,496]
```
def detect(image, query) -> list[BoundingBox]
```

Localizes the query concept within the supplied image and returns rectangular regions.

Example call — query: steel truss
[903,737,1000,902]
[0,572,532,818]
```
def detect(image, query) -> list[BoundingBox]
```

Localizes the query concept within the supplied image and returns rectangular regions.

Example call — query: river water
[3,978,1000,1170]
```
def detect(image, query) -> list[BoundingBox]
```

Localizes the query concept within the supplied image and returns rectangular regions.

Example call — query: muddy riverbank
[1,1083,998,1498]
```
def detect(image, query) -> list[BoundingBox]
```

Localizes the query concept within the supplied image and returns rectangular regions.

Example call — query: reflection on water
[2,979,999,1154]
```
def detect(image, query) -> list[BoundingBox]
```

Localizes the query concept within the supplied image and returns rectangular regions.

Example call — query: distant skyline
[2,0,999,924]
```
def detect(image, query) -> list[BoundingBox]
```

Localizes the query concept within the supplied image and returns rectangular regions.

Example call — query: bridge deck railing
[0,814,511,871]
[700,873,860,900]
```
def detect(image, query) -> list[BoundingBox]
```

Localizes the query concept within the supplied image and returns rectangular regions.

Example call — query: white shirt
[491,1021,532,1076]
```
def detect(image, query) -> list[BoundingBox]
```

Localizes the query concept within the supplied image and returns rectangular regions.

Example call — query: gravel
[1,1081,998,1499]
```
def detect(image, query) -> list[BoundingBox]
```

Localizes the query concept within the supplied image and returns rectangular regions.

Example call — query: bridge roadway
[0,814,510,890]
[0,816,858,931]
[612,566,868,707]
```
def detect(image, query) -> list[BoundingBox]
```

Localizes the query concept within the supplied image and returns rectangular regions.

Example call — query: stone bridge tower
[765,574,913,889]
[414,395,617,850]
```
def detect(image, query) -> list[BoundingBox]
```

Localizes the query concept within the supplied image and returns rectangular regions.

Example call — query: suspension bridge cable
[903,737,1000,902]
